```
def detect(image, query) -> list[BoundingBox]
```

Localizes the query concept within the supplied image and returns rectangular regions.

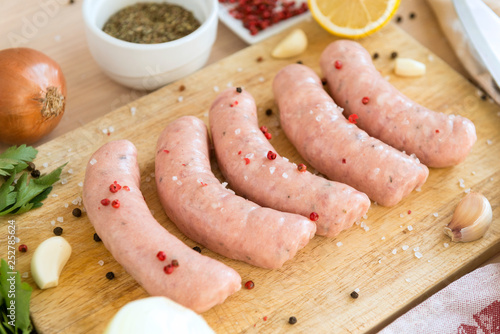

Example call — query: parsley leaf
[0,146,37,177]
[0,259,33,334]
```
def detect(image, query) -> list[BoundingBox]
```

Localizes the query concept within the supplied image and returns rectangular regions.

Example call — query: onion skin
[0,48,66,145]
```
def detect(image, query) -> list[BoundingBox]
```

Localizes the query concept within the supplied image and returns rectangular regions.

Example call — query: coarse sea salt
[177,96,183,102]
[68,168,73,174]
[78,182,83,187]
[413,247,419,252]
[51,220,55,226]
[381,236,386,240]
[336,242,343,247]
[57,217,63,223]
[282,172,288,179]
[415,252,423,259]
[282,157,289,162]
[245,153,254,159]
[487,140,493,145]
[364,226,370,232]
[130,107,137,115]
[172,176,177,181]
[392,249,397,255]
[269,167,275,175]
[42,162,49,168]
[402,245,409,251]
[354,288,360,293]
[465,188,471,194]
[64,203,69,208]
[61,179,68,185]
[362,214,368,220]
[52,194,58,197]
[433,212,439,217]
[98,260,104,266]
[213,86,219,92]
[444,243,449,248]
[407,225,413,231]
[90,159,97,165]
[235,128,241,135]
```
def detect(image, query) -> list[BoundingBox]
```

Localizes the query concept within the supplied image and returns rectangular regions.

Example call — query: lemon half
[308,0,400,38]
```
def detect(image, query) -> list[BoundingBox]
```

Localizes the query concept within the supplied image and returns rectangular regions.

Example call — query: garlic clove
[394,58,426,77]
[31,236,72,289]
[444,192,492,242]
[271,29,308,59]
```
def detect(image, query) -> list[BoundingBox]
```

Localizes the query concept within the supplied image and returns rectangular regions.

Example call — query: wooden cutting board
[1,20,499,333]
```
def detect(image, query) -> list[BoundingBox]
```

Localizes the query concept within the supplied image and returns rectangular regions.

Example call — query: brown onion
[0,48,66,145]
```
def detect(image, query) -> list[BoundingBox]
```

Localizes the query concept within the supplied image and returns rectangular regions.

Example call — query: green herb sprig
[0,145,66,216]
[0,259,33,334]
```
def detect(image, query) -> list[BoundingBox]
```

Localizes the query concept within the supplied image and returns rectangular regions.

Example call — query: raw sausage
[155,116,316,269]
[83,140,241,313]
[210,88,370,237]
[273,64,429,207]
[320,40,477,168]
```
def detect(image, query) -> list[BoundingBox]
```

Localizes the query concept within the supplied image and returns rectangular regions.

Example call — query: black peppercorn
[373,52,379,60]
[93,233,101,242]
[27,162,35,172]
[106,272,115,280]
[53,227,63,236]
[481,94,487,101]
[409,12,416,19]
[396,16,402,23]
[297,60,303,64]
[350,291,359,299]
[265,109,273,116]
[289,316,297,325]
[31,170,41,178]
[321,78,327,85]
[72,208,82,217]
[193,246,201,253]
[391,51,398,59]
[236,87,242,93]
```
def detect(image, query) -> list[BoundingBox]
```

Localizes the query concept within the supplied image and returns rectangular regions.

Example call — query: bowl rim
[82,0,218,50]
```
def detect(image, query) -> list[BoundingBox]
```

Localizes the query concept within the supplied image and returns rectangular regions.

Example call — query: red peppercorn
[348,114,359,124]
[101,198,110,206]
[260,126,268,133]
[297,163,307,172]
[163,149,170,153]
[264,132,272,140]
[245,280,255,289]
[157,251,166,261]
[238,150,242,155]
[435,129,440,134]
[310,212,319,221]
[244,158,251,165]
[335,60,342,69]
[164,264,174,275]
[234,101,239,105]
[263,316,268,321]
[408,210,412,215]
[267,151,277,160]
[109,181,121,193]
[171,259,179,267]
[342,158,346,164]
[111,200,120,208]
[362,97,370,105]
[123,186,130,191]
[18,244,27,252]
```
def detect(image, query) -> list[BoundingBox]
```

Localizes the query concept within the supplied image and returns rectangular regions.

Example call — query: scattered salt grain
[407,225,413,231]
[258,77,265,82]
[336,242,343,247]
[221,182,228,188]
[269,167,275,175]
[444,243,449,248]
[433,212,439,217]
[362,214,368,220]
[130,107,137,115]
[282,157,289,162]
[465,188,471,194]
[354,288,360,293]
[177,96,183,102]
[227,82,233,87]
[235,128,241,135]
[172,176,177,181]
[108,126,114,133]
[57,217,64,223]
[52,194,58,197]
[392,249,397,255]
[244,175,248,181]
[78,182,83,187]
[213,86,219,92]
[102,128,108,135]
[282,172,288,179]
[90,159,97,165]
[98,260,104,266]
[15,237,20,243]
[405,278,411,283]
[427,54,434,62]
[42,162,49,168]
[176,180,182,186]
[487,139,493,145]
[51,220,55,226]
[64,203,69,208]
[402,245,409,251]
[61,179,68,185]
[413,247,419,252]
[245,153,254,159]
[414,252,423,259]
[360,221,366,228]
[381,236,386,240]
[68,168,73,174]
[378,259,382,264]
[364,226,370,232]
[415,187,421,192]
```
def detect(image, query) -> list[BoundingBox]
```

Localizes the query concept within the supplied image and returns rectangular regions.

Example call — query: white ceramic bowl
[82,0,218,90]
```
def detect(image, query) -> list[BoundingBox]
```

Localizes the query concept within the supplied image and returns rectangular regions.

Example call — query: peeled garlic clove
[444,192,492,242]
[104,297,215,334]
[271,29,308,59]
[394,58,426,77]
[31,236,72,289]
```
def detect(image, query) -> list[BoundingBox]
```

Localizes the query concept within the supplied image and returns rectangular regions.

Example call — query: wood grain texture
[1,21,499,334]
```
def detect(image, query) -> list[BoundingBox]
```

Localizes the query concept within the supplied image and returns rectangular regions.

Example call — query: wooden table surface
[0,0,498,327]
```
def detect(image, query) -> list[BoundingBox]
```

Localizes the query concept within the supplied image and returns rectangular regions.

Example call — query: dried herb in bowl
[102,2,201,44]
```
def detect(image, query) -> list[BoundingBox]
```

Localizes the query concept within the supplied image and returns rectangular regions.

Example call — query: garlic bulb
[271,29,308,59]
[444,192,492,242]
